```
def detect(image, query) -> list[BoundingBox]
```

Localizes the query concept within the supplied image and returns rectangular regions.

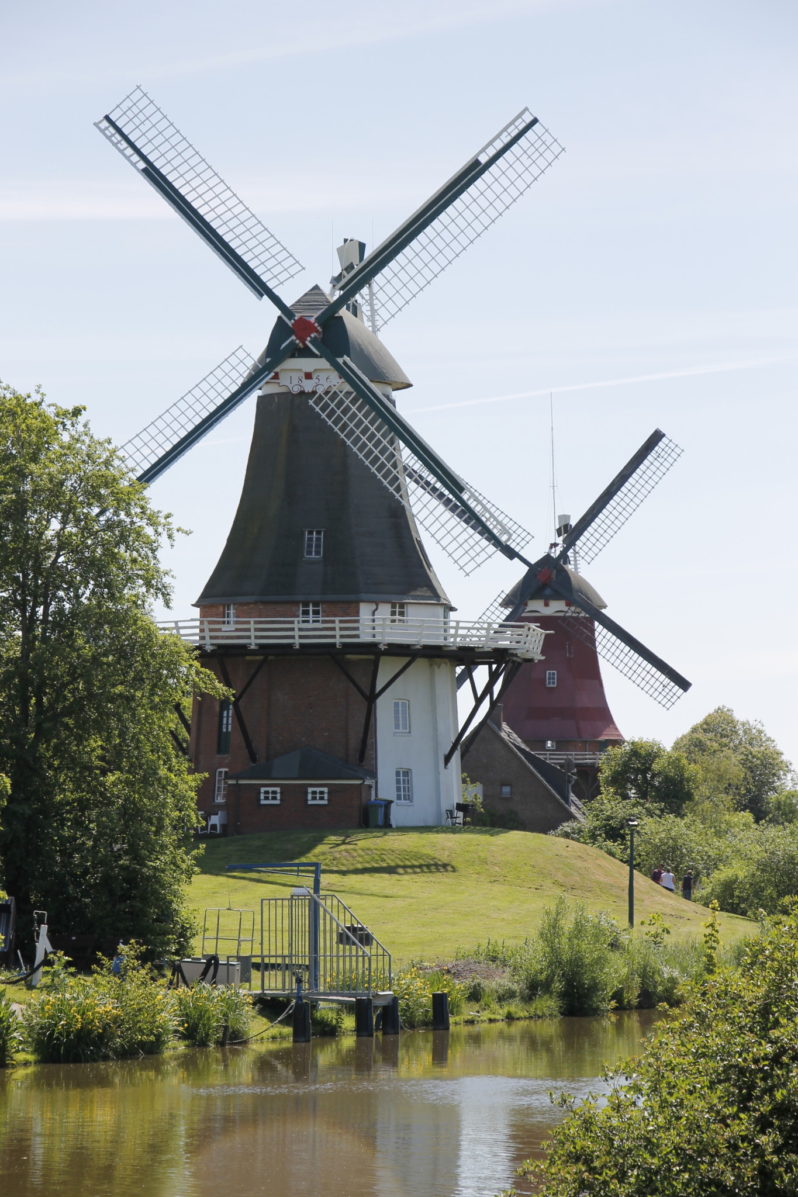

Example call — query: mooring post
[293,998,312,1043]
[432,991,450,1031]
[355,996,375,1038]
[382,994,400,1036]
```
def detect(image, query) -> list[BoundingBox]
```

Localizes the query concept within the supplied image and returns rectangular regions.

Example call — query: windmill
[465,429,691,804]
[95,87,567,831]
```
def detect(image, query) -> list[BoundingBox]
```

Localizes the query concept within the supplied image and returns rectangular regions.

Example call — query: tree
[0,385,221,955]
[674,706,793,821]
[597,739,695,815]
[530,903,798,1195]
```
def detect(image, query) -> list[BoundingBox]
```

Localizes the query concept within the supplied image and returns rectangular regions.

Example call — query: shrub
[512,899,623,1015]
[174,983,251,1046]
[0,990,23,1066]
[393,964,466,1028]
[527,902,798,1196]
[24,948,175,1062]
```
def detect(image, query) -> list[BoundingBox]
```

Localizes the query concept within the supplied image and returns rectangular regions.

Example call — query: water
[0,1012,657,1197]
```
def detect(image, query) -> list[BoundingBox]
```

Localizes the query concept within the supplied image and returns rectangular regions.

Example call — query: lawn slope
[192,827,751,963]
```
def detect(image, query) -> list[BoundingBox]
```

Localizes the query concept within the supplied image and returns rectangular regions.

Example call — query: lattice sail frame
[95,85,303,294]
[308,381,531,574]
[120,346,258,477]
[561,610,684,709]
[574,435,683,566]
[355,110,564,331]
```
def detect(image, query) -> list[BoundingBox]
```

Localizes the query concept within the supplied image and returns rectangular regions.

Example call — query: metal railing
[254,890,392,998]
[158,615,547,659]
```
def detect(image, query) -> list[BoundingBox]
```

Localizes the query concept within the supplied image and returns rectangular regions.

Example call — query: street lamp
[627,819,639,928]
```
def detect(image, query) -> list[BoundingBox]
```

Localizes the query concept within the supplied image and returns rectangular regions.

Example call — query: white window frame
[545,670,558,688]
[213,768,228,805]
[395,768,413,804]
[393,699,410,735]
[222,603,236,628]
[299,601,322,625]
[259,786,281,805]
[307,787,329,805]
[389,602,407,624]
[303,529,324,559]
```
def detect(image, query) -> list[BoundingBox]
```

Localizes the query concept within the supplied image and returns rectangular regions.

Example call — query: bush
[528,902,798,1195]
[24,948,175,1062]
[512,900,623,1015]
[0,990,23,1065]
[174,983,251,1046]
[393,964,466,1028]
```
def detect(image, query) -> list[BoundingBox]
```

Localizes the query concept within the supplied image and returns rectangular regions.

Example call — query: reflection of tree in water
[0,1014,657,1197]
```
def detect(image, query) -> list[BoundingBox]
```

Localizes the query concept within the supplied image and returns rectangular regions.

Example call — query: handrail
[158,615,548,660]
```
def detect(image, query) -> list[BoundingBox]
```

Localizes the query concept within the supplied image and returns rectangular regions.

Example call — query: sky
[2,0,797,768]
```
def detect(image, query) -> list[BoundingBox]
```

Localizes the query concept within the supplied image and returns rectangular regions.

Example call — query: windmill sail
[561,608,688,709]
[95,86,303,302]
[331,110,564,331]
[561,430,683,565]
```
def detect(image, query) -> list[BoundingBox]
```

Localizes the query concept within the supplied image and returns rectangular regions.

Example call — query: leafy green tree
[531,903,798,1195]
[597,739,695,815]
[0,385,221,955]
[674,706,793,821]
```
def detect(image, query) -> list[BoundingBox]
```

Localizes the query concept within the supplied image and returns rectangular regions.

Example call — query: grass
[191,827,753,964]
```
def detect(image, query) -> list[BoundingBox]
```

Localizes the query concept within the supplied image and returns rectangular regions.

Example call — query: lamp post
[627,818,639,928]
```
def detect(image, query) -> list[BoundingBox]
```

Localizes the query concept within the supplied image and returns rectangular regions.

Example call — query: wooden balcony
[158,615,548,661]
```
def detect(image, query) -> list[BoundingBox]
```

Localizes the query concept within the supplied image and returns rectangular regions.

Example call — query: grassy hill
[192,828,752,963]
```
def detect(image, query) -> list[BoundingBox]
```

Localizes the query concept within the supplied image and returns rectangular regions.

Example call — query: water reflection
[0,1012,658,1197]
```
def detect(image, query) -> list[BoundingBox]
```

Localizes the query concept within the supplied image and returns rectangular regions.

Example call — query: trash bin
[365,800,385,828]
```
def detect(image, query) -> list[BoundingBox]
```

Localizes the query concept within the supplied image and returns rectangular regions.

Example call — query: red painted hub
[537,567,554,585]
[291,315,321,345]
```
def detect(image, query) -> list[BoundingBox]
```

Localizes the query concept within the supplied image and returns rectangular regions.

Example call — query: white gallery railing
[158,616,548,659]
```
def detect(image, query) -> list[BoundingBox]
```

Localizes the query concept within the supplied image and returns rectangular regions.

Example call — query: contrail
[409,355,797,415]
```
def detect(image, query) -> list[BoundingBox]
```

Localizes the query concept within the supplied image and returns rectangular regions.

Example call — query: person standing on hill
[661,867,676,893]
[651,866,663,884]
[682,871,694,900]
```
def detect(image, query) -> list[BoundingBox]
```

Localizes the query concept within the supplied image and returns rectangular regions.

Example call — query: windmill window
[304,529,325,559]
[222,603,236,627]
[217,700,233,754]
[213,768,228,805]
[393,699,410,734]
[500,783,512,798]
[259,787,281,805]
[300,602,322,624]
[545,670,558,688]
[390,602,407,624]
[395,768,413,803]
[307,787,329,805]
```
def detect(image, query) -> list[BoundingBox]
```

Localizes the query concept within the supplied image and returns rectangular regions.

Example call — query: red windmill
[468,430,691,803]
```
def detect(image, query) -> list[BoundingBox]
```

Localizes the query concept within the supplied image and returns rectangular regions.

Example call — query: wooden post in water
[432,991,450,1031]
[293,998,312,1043]
[382,994,400,1035]
[355,996,374,1037]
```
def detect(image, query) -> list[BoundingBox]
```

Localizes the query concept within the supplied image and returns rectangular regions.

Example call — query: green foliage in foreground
[528,902,798,1196]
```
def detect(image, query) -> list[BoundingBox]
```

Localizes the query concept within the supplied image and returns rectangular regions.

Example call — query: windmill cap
[260,285,412,391]
[503,561,607,610]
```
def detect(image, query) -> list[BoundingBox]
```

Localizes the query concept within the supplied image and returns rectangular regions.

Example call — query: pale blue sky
[2,0,797,766]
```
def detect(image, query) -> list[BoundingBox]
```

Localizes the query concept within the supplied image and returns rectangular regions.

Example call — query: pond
[0,1011,658,1197]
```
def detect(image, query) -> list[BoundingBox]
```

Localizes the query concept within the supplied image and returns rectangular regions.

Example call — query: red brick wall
[198,601,360,620]
[221,783,367,834]
[191,652,376,833]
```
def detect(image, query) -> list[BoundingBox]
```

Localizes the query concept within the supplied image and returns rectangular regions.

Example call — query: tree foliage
[532,903,798,1195]
[597,738,695,815]
[0,385,221,954]
[674,706,792,821]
